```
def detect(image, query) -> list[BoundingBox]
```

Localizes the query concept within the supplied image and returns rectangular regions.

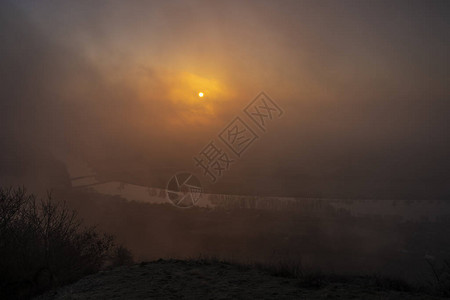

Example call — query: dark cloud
[1,1,449,199]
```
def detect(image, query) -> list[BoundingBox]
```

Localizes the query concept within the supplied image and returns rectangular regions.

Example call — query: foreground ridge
[37,259,444,300]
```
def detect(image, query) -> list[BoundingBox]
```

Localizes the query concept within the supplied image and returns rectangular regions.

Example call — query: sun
[198,92,204,98]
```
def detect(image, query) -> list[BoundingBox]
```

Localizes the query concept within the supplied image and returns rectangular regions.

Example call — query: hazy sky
[1,0,449,198]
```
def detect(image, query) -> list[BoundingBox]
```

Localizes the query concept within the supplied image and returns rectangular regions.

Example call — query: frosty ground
[37,259,445,299]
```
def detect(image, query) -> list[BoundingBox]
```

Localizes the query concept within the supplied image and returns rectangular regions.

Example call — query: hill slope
[37,260,444,299]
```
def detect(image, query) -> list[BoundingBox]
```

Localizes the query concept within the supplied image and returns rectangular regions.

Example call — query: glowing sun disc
[198,92,204,98]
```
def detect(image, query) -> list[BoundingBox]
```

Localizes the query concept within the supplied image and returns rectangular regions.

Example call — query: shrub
[426,258,450,296]
[110,245,134,268]
[0,187,131,299]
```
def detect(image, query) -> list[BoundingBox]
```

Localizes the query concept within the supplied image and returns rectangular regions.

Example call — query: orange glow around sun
[131,68,234,128]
